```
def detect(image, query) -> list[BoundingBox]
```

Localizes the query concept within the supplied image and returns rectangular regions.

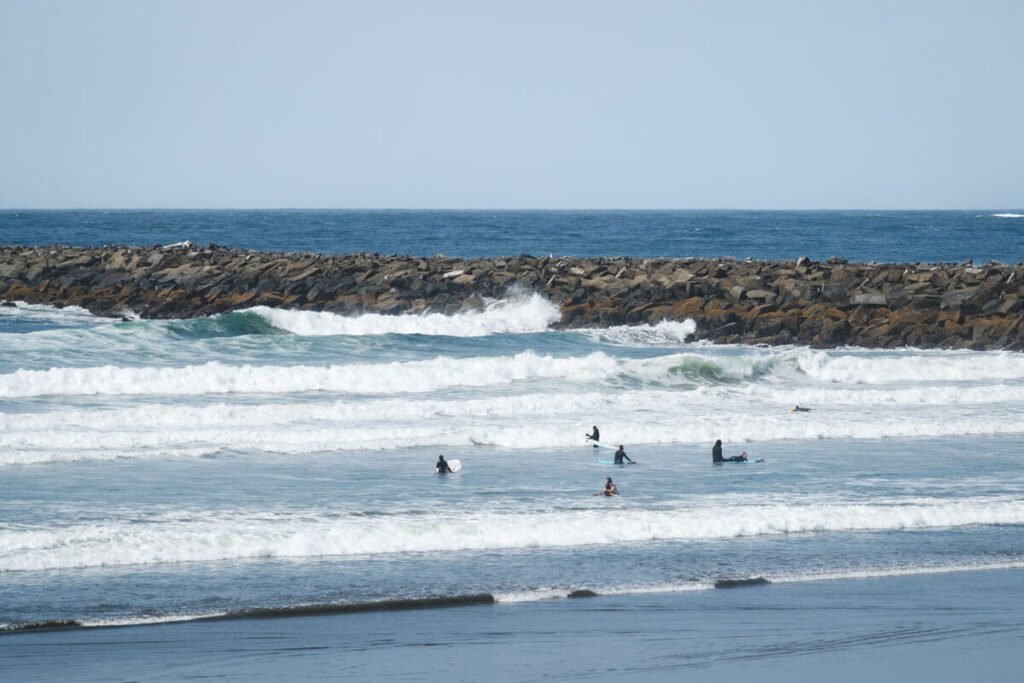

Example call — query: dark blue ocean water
[2,209,1022,262]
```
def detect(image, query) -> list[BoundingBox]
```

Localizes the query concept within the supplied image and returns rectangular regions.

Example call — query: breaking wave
[243,292,561,337]
[2,498,1021,572]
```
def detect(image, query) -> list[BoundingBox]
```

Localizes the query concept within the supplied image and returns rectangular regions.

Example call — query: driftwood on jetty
[1,243,1022,350]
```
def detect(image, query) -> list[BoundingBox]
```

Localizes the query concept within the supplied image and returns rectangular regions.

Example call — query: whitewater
[1,292,1023,634]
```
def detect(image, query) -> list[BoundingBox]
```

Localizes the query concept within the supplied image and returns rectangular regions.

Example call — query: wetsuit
[613,448,633,464]
[436,458,452,474]
[713,444,745,463]
[588,427,600,447]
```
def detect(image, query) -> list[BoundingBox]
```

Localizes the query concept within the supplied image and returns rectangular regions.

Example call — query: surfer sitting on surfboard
[712,439,747,463]
[435,455,453,474]
[613,445,634,464]
[586,425,600,447]
[593,477,618,496]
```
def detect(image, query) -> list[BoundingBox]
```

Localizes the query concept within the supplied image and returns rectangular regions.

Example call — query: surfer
[790,405,812,412]
[594,477,618,496]
[613,445,634,464]
[435,455,453,474]
[586,425,600,447]
[712,439,747,463]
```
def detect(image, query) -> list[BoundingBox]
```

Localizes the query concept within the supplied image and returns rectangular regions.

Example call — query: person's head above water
[714,439,722,447]
[437,455,445,461]
[618,444,624,449]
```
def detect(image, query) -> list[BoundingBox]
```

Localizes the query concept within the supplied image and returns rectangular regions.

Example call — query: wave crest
[243,292,560,337]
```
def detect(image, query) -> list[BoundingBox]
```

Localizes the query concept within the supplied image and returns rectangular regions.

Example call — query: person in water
[435,455,453,474]
[791,405,812,412]
[712,439,747,463]
[594,477,618,496]
[613,445,634,464]
[586,425,600,447]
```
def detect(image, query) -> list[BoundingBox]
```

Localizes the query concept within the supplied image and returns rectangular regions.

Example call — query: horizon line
[1,207,1021,213]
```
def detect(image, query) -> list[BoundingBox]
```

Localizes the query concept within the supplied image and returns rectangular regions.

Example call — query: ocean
[2,210,1023,681]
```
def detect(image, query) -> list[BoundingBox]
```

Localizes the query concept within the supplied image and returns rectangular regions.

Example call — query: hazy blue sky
[1,0,1021,209]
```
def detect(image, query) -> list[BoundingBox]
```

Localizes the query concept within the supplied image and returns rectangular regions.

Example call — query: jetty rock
[1,244,1022,350]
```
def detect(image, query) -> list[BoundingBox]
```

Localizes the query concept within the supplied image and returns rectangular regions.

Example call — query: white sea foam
[244,292,561,337]
[0,348,775,400]
[577,319,697,347]
[2,498,1021,572]
[797,349,1024,384]
[769,560,1024,585]
[745,381,1024,407]
[0,352,620,398]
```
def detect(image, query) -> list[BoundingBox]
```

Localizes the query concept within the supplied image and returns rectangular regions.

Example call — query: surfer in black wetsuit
[712,439,747,463]
[613,445,634,464]
[436,455,453,474]
[594,477,618,496]
[586,425,600,447]
[791,405,812,412]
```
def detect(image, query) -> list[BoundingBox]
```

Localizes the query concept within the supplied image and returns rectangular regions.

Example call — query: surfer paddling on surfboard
[586,425,600,447]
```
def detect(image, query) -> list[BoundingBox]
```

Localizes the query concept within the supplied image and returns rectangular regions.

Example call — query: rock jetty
[1,243,1022,350]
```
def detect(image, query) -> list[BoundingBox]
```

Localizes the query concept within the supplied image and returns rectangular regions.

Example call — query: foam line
[2,498,1022,572]
[797,349,1024,384]
[0,352,619,398]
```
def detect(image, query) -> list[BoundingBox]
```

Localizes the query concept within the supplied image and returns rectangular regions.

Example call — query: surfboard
[436,459,461,473]
[597,459,636,465]
[588,441,619,451]
[717,458,766,464]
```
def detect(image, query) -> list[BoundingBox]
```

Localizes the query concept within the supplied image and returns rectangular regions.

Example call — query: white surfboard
[447,459,462,473]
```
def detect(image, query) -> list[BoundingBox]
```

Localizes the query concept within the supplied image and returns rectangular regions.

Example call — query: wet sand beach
[5,568,1023,682]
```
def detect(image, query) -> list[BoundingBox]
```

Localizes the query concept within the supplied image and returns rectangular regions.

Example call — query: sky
[0,0,1021,210]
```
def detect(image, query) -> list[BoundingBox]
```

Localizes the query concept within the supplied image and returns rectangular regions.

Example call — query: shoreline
[4,568,1022,681]
[2,243,1022,349]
